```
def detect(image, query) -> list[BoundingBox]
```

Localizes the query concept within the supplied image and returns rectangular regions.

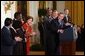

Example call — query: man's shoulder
[44,16,48,18]
[1,26,8,33]
[51,19,58,22]
[50,19,56,24]
[2,26,7,30]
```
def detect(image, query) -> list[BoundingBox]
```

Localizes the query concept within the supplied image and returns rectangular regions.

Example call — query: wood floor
[29,51,84,55]
[75,52,84,55]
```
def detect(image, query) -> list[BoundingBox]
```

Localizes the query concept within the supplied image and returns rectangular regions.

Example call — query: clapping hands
[32,32,36,35]
[65,23,71,26]
[58,29,64,33]
[15,36,22,42]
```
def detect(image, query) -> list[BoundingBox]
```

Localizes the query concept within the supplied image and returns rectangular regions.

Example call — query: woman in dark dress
[10,20,26,55]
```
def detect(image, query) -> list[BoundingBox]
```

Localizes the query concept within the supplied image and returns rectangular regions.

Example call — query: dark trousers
[1,45,13,55]
[44,36,60,55]
[13,42,26,55]
[45,46,60,55]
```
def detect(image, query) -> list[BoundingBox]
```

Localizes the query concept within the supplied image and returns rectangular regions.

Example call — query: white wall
[1,1,5,29]
[57,1,65,12]
[46,1,65,12]
[1,1,17,29]
[28,1,39,24]
[46,1,53,9]
[27,1,40,44]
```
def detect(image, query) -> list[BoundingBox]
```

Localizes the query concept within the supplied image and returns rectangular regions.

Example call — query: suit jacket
[58,19,65,29]
[38,22,44,46]
[43,15,52,22]
[38,22,44,36]
[44,18,60,45]
[50,19,60,42]
[63,15,71,23]
[58,19,71,30]
[10,28,17,40]
[43,16,53,38]
[59,27,74,42]
[1,26,16,55]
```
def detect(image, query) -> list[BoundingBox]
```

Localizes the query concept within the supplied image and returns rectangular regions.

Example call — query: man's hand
[25,38,27,42]
[59,29,64,33]
[65,23,71,26]
[32,32,36,35]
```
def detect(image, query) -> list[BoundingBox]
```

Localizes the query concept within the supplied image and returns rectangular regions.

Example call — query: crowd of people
[38,8,84,55]
[38,8,73,55]
[1,8,84,55]
[1,12,36,55]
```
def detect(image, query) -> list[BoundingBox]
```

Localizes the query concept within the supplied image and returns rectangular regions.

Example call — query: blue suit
[1,26,16,55]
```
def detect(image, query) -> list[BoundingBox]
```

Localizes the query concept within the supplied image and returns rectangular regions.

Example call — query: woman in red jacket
[22,16,36,55]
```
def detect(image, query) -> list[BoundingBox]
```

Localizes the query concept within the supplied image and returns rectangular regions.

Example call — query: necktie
[59,20,63,28]
[66,15,68,22]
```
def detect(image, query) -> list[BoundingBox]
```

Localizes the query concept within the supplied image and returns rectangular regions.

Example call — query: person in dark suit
[44,10,61,55]
[38,9,53,48]
[58,12,67,29]
[58,13,76,55]
[63,9,71,23]
[38,19,44,47]
[1,18,21,55]
[80,24,84,51]
[49,11,67,55]
[59,11,72,29]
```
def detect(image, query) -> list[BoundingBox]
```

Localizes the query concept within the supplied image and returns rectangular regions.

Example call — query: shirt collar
[5,26,10,30]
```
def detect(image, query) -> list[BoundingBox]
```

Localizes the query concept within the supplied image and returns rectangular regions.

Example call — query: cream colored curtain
[39,1,46,9]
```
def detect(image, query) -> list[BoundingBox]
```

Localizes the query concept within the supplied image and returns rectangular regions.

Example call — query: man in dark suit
[38,9,53,48]
[1,18,22,55]
[38,19,44,47]
[44,10,62,55]
[58,13,76,55]
[63,9,71,23]
[58,12,67,29]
